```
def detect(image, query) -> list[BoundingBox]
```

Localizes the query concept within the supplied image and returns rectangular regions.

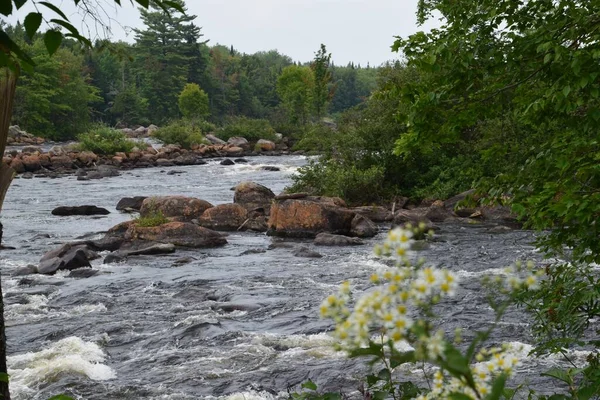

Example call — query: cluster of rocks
[7,126,45,146]
[17,183,518,277]
[3,138,288,178]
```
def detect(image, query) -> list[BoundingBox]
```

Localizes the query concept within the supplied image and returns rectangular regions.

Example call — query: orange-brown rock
[9,158,25,173]
[233,181,275,213]
[50,155,74,169]
[77,151,98,166]
[22,155,41,172]
[224,146,244,155]
[267,196,356,238]
[125,222,226,248]
[256,139,276,151]
[140,196,213,222]
[197,203,248,231]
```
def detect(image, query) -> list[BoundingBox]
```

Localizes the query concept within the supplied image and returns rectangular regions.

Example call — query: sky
[3,0,440,66]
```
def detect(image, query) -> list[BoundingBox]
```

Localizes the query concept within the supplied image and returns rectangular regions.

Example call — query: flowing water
[0,156,585,399]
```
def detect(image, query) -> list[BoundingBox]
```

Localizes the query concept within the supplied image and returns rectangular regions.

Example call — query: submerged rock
[292,246,323,258]
[350,214,378,238]
[313,233,364,246]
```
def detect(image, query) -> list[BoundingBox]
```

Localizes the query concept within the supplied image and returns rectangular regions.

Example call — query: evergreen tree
[133,0,207,123]
[311,44,333,118]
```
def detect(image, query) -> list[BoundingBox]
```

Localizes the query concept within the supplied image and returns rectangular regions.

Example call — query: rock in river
[52,205,110,216]
[314,233,364,246]
[125,222,227,248]
[140,196,213,222]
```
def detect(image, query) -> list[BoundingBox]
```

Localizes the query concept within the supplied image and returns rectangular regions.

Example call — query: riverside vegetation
[0,0,599,399]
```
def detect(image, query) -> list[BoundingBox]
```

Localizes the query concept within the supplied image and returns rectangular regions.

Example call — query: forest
[1,4,378,140]
[0,0,599,399]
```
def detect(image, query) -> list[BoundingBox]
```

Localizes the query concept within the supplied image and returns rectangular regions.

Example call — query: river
[0,156,586,399]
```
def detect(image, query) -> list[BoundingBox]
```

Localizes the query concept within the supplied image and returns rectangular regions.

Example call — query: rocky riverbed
[0,156,587,399]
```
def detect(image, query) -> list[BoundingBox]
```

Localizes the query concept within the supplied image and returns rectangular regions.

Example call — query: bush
[216,116,277,142]
[152,120,208,150]
[133,211,169,227]
[77,126,135,155]
[178,83,210,120]
[288,159,387,206]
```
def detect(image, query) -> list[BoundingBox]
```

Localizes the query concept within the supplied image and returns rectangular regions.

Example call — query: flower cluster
[419,347,520,400]
[320,226,541,400]
[320,226,458,349]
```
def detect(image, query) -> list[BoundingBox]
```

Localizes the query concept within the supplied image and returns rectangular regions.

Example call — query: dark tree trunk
[0,64,19,400]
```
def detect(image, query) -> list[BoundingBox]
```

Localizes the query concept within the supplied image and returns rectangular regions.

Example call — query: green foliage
[288,380,342,400]
[277,65,315,125]
[216,116,277,142]
[134,211,169,227]
[10,35,101,140]
[77,126,135,155]
[111,85,149,127]
[151,119,207,149]
[178,82,209,119]
[289,159,386,206]
[310,44,333,118]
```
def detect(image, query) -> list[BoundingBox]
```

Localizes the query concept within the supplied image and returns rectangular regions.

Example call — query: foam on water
[9,336,116,400]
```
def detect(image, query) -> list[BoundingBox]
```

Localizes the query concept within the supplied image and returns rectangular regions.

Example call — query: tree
[277,65,314,125]
[178,82,209,119]
[394,0,600,364]
[0,2,183,398]
[133,0,206,123]
[310,44,333,118]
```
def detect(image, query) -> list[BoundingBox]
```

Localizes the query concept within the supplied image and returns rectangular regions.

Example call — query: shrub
[216,116,277,142]
[133,211,169,227]
[152,120,208,150]
[77,126,135,155]
[288,159,386,206]
[178,83,210,120]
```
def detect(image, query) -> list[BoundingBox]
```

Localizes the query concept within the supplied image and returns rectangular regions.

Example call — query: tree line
[1,0,378,140]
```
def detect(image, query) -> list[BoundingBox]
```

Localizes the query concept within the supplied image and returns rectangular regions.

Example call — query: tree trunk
[0,65,19,400]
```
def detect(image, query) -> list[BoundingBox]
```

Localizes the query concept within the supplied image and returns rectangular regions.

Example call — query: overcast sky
[4,0,440,66]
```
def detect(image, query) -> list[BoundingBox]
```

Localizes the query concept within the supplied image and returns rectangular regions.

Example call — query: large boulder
[197,203,248,231]
[21,155,41,172]
[233,181,275,214]
[38,243,96,275]
[267,196,356,238]
[52,205,110,216]
[116,196,148,212]
[125,222,227,248]
[140,196,213,222]
[350,214,378,238]
[314,233,364,246]
[479,205,521,227]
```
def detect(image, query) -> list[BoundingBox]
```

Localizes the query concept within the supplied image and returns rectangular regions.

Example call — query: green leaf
[0,373,8,383]
[48,396,75,400]
[162,0,185,13]
[13,0,27,9]
[541,368,571,384]
[544,53,552,64]
[301,380,317,391]
[390,350,415,368]
[449,393,474,400]
[24,12,43,39]
[38,1,69,20]
[44,30,63,55]
[0,0,12,16]
[562,86,571,97]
